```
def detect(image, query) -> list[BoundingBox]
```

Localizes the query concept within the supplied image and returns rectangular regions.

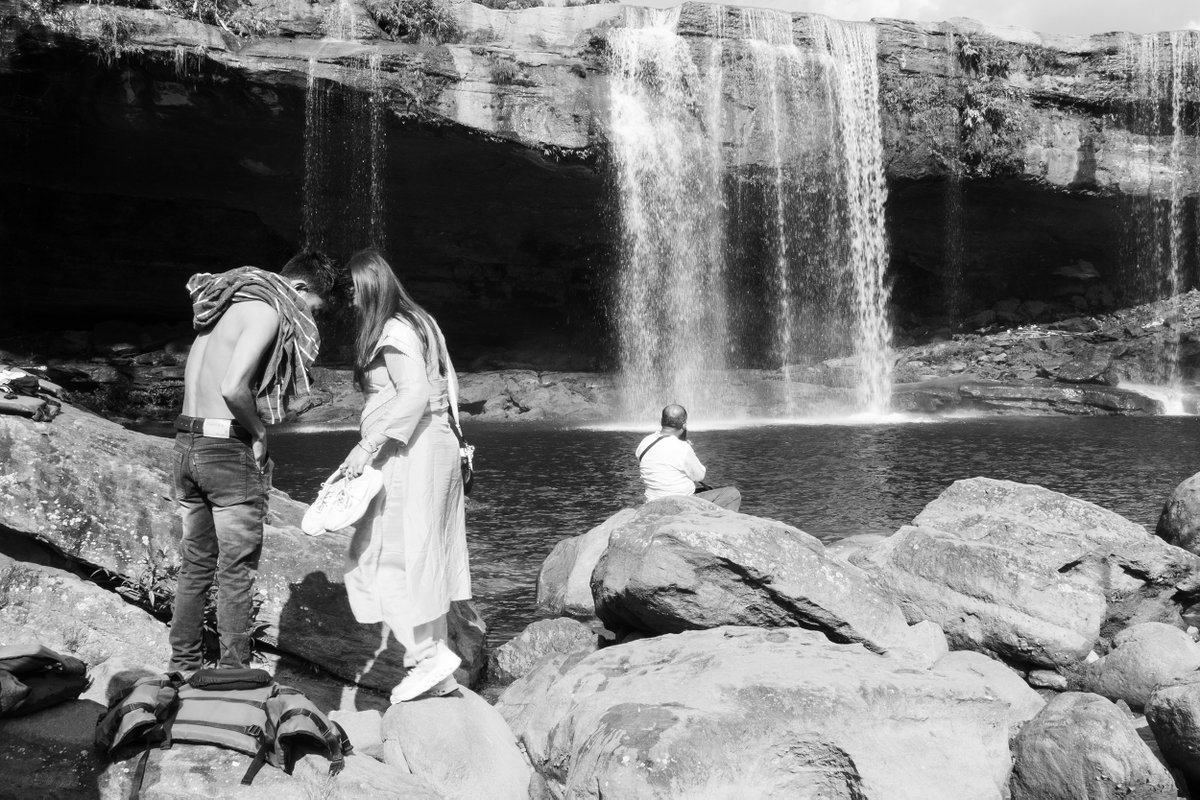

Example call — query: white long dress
[344,316,471,631]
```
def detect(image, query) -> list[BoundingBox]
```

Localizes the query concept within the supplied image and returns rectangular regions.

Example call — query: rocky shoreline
[5,397,1200,795]
[4,291,1199,425]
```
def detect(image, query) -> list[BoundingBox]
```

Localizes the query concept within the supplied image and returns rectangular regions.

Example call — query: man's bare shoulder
[213,299,281,334]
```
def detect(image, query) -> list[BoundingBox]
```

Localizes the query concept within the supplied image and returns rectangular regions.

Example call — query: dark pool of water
[265,416,1200,647]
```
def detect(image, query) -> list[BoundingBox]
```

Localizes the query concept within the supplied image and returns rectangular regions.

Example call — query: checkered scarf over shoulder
[187,266,320,424]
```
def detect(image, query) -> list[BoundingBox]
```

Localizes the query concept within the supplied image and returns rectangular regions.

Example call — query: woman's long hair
[347,248,442,389]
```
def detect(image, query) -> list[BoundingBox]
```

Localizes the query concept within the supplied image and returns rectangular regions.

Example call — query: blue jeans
[169,433,271,670]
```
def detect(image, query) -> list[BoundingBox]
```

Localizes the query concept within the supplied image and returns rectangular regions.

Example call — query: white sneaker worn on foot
[390,643,461,703]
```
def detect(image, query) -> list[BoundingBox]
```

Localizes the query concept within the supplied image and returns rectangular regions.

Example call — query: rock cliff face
[1,0,1197,365]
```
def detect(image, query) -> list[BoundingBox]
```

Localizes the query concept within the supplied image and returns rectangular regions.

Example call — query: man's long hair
[347,248,438,390]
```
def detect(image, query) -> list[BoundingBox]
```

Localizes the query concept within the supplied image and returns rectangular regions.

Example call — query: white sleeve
[683,444,706,482]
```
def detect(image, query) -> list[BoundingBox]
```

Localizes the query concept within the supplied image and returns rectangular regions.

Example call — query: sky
[639,0,1200,35]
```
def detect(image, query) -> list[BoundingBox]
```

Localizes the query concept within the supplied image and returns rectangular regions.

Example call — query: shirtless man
[169,252,337,672]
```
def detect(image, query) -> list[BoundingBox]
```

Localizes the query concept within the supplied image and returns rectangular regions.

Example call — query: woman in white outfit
[337,248,471,703]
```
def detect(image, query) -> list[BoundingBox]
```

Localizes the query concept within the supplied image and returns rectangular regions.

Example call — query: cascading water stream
[941,26,966,331]
[743,10,798,399]
[300,25,388,255]
[1123,31,1199,401]
[609,8,893,420]
[609,7,729,418]
[302,57,327,251]
[813,17,892,413]
[326,0,357,42]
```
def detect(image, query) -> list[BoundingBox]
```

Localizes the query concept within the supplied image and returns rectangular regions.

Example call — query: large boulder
[851,525,1105,669]
[853,478,1200,668]
[0,551,169,671]
[1157,470,1200,556]
[913,478,1200,626]
[536,508,635,619]
[1146,677,1200,785]
[0,406,481,693]
[383,688,533,800]
[1082,623,1200,709]
[1009,692,1176,800]
[487,617,599,686]
[590,497,913,653]
[497,626,1035,800]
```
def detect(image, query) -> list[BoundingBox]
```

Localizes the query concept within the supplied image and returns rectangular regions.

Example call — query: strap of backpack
[128,747,152,800]
[240,744,270,786]
[637,435,670,462]
[275,706,347,775]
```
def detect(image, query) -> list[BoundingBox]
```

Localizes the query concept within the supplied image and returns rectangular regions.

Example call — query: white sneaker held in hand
[323,466,383,531]
[301,472,346,536]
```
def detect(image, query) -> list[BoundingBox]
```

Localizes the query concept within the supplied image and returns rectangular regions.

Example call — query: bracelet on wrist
[357,439,380,454]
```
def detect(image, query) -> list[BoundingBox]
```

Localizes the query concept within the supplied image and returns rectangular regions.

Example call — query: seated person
[635,404,741,512]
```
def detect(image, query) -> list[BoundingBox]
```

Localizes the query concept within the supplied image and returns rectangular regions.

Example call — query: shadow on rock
[276,571,389,709]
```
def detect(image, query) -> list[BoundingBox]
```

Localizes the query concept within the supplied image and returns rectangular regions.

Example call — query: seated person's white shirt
[636,433,706,501]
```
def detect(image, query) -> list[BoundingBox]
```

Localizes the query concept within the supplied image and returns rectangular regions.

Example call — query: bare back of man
[183,300,280,466]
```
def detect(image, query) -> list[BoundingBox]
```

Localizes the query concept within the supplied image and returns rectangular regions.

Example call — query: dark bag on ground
[95,671,352,799]
[0,643,89,718]
[186,667,272,691]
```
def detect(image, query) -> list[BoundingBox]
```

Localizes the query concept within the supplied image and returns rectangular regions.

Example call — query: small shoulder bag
[432,320,475,496]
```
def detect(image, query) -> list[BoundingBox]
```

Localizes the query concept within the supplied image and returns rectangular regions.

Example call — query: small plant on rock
[477,0,542,8]
[115,547,180,613]
[366,0,462,44]
[112,548,272,666]
[162,0,276,38]
[489,58,519,85]
[96,8,138,64]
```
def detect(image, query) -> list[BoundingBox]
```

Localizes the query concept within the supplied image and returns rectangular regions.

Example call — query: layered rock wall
[2,0,1198,363]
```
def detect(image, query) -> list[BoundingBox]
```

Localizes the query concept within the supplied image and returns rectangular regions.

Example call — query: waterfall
[325,0,358,41]
[941,26,966,331]
[300,52,388,256]
[1123,32,1199,390]
[609,7,729,418]
[302,57,327,251]
[741,9,800,400]
[814,17,892,413]
[609,8,892,419]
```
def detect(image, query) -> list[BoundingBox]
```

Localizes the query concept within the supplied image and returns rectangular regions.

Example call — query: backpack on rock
[0,643,90,718]
[95,668,352,799]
